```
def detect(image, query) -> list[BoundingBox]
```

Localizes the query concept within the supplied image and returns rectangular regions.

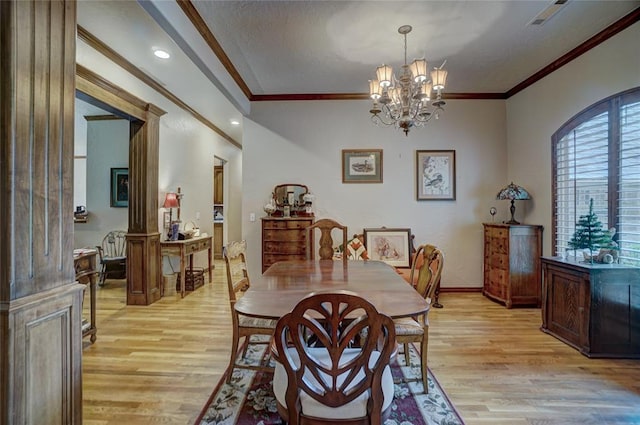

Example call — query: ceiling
[76,1,640,144]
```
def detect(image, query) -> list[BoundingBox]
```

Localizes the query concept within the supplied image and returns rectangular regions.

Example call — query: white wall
[507,23,640,256]
[76,39,243,274]
[74,119,129,249]
[244,99,507,287]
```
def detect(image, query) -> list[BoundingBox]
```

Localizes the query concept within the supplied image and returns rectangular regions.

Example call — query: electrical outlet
[195,211,200,220]
[249,213,256,222]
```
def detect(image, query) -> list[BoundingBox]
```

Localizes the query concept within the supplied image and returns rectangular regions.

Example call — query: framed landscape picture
[342,149,383,183]
[110,167,129,207]
[363,227,412,268]
[416,150,456,200]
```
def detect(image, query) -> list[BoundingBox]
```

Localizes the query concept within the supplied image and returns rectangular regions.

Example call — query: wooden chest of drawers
[483,223,543,308]
[262,217,314,272]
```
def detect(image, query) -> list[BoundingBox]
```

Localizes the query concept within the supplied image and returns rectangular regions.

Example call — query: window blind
[618,99,640,265]
[553,88,640,267]
[555,111,609,255]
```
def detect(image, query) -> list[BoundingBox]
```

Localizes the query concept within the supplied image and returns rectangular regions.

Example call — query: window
[553,87,640,265]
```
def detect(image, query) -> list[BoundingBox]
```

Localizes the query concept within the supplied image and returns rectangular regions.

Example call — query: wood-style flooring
[82,262,640,424]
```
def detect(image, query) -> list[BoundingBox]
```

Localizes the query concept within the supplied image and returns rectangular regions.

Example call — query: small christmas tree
[568,198,616,263]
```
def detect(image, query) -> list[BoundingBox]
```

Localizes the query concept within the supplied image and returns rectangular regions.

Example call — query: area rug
[196,341,465,425]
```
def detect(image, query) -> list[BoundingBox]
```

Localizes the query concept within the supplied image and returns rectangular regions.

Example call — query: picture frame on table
[110,168,129,208]
[363,227,412,268]
[342,149,383,183]
[416,150,456,200]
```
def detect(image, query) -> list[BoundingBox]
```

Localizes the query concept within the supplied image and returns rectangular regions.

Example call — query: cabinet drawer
[488,268,508,287]
[186,239,209,254]
[264,241,307,254]
[489,253,508,269]
[263,253,306,267]
[263,229,307,241]
[263,219,312,230]
[487,227,508,239]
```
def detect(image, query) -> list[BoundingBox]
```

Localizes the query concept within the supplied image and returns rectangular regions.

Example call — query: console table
[74,248,98,343]
[541,256,640,358]
[160,235,213,298]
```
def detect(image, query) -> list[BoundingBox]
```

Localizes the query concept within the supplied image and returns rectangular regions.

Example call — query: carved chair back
[306,218,348,264]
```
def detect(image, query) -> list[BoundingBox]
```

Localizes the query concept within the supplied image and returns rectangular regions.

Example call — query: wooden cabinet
[262,217,314,272]
[214,222,223,259]
[214,165,223,205]
[483,223,543,308]
[541,257,640,358]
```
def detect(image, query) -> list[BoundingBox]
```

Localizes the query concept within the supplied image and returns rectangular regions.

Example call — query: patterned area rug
[196,341,465,425]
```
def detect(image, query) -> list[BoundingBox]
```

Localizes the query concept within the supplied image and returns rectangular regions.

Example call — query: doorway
[76,64,165,305]
[213,157,226,259]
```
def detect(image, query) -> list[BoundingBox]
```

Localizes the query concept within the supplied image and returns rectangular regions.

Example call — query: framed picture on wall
[363,227,412,268]
[342,149,383,183]
[416,150,456,200]
[110,168,129,207]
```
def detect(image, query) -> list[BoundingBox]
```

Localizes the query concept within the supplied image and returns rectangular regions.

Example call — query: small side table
[74,248,98,344]
[160,235,213,298]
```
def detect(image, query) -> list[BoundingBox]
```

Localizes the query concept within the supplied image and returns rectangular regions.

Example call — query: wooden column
[126,114,163,305]
[0,1,84,423]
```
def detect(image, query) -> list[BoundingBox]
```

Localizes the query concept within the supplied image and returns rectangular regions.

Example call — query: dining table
[234,260,429,320]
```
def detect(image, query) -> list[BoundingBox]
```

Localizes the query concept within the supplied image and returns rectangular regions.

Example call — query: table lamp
[496,182,531,225]
[162,192,179,239]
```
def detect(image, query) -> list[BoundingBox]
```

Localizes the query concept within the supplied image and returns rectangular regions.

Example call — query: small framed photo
[363,227,412,268]
[163,211,171,229]
[110,167,129,208]
[416,150,455,200]
[342,149,383,183]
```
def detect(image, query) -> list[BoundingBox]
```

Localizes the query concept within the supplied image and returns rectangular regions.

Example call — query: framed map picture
[416,150,455,200]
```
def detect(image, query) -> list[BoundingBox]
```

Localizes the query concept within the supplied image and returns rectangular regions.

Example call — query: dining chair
[393,244,444,392]
[223,240,276,383]
[272,290,396,425]
[306,218,348,265]
[95,230,127,286]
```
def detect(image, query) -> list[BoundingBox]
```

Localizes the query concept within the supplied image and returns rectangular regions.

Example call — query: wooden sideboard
[483,223,543,308]
[262,217,314,272]
[541,256,640,358]
[74,248,98,343]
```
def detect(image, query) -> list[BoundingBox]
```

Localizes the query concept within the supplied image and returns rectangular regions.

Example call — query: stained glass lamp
[496,182,531,225]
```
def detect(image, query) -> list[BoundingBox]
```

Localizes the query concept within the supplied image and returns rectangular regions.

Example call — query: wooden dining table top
[234,260,429,320]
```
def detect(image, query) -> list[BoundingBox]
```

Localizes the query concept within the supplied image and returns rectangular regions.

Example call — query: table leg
[89,272,97,342]
[208,245,213,283]
[180,248,186,298]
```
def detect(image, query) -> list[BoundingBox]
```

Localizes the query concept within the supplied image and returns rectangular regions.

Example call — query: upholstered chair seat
[273,347,394,420]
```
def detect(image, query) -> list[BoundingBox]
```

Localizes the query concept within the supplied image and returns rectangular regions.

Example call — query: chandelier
[368,25,448,136]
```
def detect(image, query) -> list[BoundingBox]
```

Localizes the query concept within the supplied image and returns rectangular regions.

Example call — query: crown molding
[180,2,639,101]
[77,25,240,149]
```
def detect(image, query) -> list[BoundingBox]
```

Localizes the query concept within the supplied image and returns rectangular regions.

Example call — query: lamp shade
[162,192,179,209]
[431,68,448,90]
[496,182,531,200]
[409,59,428,82]
[376,64,393,88]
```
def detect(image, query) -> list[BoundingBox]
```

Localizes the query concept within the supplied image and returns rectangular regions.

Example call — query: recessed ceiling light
[153,49,170,59]
[230,120,240,126]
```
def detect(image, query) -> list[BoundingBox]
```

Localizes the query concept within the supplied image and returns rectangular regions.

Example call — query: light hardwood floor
[82,262,640,424]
